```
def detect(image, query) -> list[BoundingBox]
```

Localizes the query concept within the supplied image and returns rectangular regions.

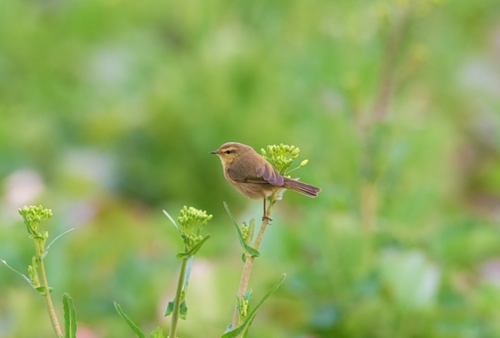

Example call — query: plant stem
[360,181,378,232]
[35,242,63,338]
[169,256,189,338]
[231,191,279,330]
[359,9,409,232]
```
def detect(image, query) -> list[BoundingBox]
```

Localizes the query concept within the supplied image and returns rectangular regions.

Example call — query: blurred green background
[1,0,500,337]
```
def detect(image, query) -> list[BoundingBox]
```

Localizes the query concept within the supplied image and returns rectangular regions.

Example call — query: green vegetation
[1,0,500,337]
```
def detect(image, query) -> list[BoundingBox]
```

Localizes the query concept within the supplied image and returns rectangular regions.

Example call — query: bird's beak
[209,150,219,155]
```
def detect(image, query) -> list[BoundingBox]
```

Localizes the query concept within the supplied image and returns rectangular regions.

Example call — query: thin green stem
[169,257,189,338]
[35,242,63,338]
[284,165,301,175]
[231,191,279,330]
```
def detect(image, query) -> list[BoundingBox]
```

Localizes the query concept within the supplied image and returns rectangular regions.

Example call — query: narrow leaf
[243,289,253,303]
[185,234,211,257]
[223,202,260,258]
[164,301,174,317]
[1,259,35,289]
[114,302,146,338]
[221,274,286,338]
[62,293,77,338]
[164,299,188,320]
[179,300,188,320]
[177,235,211,259]
[46,228,75,253]
[162,210,179,231]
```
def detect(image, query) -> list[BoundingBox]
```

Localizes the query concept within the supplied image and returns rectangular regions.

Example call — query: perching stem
[35,241,63,338]
[231,190,280,330]
[169,256,189,338]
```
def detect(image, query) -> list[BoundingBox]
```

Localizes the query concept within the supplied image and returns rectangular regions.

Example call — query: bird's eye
[225,150,232,154]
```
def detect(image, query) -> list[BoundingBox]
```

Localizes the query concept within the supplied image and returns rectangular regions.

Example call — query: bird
[210,142,321,220]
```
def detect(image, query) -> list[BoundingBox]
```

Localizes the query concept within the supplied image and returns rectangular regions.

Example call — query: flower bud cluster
[261,143,305,175]
[177,206,212,250]
[18,205,52,237]
[261,144,299,172]
[241,223,249,241]
[240,299,249,319]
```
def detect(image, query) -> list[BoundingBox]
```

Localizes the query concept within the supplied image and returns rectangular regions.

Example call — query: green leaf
[165,299,188,320]
[149,327,165,338]
[221,274,286,338]
[1,259,36,289]
[35,285,53,295]
[62,293,77,338]
[164,300,174,317]
[162,209,180,232]
[223,202,260,258]
[177,234,211,258]
[114,302,146,338]
[243,289,253,303]
[179,299,188,320]
[42,228,75,259]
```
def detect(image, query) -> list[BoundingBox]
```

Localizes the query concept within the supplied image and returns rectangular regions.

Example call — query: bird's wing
[254,162,284,186]
[226,162,284,187]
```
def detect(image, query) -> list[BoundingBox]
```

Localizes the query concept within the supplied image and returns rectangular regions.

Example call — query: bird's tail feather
[283,178,321,197]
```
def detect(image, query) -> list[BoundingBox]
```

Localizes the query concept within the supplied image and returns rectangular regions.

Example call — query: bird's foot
[262,214,273,222]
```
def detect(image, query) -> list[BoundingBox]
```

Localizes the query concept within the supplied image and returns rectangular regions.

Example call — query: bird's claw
[262,214,273,222]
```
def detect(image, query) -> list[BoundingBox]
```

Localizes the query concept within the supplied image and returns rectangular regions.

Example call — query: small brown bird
[210,142,321,220]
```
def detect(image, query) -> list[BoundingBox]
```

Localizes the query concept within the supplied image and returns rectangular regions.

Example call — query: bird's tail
[283,177,321,197]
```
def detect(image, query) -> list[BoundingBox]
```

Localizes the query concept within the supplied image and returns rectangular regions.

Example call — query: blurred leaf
[35,286,53,296]
[62,293,77,338]
[1,259,35,289]
[162,209,179,232]
[44,228,75,258]
[177,234,211,258]
[223,202,260,258]
[164,299,188,320]
[222,273,286,338]
[243,289,253,303]
[114,302,145,338]
[180,299,188,320]
[164,301,174,317]
[149,327,164,338]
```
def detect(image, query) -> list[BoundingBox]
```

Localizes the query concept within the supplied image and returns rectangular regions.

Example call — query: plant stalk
[36,242,63,338]
[169,256,189,338]
[231,191,279,330]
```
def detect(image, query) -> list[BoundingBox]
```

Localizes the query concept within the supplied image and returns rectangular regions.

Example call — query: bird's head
[210,142,253,166]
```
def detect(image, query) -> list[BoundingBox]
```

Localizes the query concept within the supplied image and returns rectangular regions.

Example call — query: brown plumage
[210,142,321,220]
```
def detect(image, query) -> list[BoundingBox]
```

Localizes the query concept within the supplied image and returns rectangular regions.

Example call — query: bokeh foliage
[1,0,500,337]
